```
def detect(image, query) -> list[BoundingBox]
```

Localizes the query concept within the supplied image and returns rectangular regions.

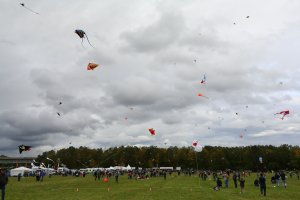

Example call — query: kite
[59,102,62,105]
[192,140,198,147]
[20,3,39,14]
[148,128,155,136]
[57,112,61,116]
[201,74,206,85]
[240,134,243,139]
[18,145,31,154]
[274,110,289,120]
[75,29,94,48]
[194,59,197,63]
[192,140,203,152]
[46,157,54,163]
[197,93,209,98]
[87,63,99,70]
[246,16,250,18]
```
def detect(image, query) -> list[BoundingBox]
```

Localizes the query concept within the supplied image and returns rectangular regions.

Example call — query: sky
[0,0,299,157]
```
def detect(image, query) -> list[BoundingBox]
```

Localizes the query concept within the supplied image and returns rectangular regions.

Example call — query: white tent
[126,165,132,171]
[10,166,32,176]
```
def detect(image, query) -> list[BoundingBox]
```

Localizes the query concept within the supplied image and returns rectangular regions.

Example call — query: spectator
[239,177,245,194]
[280,172,286,188]
[259,173,266,196]
[0,168,8,200]
[233,172,238,188]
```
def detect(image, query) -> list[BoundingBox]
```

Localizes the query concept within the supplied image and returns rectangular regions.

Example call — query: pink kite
[192,140,203,152]
[149,128,155,136]
[198,93,209,98]
[192,140,198,147]
[275,110,289,120]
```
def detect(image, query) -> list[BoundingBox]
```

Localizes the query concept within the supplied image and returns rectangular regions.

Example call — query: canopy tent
[10,166,32,176]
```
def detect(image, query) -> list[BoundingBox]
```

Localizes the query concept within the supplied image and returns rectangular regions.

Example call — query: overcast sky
[0,0,299,157]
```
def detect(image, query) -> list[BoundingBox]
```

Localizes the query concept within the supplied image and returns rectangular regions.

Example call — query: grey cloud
[120,11,186,53]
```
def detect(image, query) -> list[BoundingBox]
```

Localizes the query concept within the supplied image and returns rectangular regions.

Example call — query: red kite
[149,128,155,136]
[275,110,289,120]
[192,140,198,147]
[87,63,99,70]
[198,93,209,98]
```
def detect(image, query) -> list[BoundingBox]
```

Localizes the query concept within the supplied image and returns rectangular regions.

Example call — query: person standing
[275,172,280,187]
[115,171,119,183]
[233,172,238,188]
[239,177,245,194]
[0,169,8,200]
[280,172,286,188]
[224,173,229,188]
[259,173,266,196]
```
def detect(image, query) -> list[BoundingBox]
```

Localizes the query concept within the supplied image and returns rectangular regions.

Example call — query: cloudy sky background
[0,0,299,156]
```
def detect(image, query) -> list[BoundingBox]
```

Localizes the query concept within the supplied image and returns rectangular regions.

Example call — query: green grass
[6,173,300,200]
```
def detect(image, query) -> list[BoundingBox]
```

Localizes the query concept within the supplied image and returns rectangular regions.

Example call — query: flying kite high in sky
[201,74,206,85]
[18,145,31,154]
[75,29,94,48]
[192,140,198,147]
[148,128,155,136]
[198,93,209,98]
[20,3,39,15]
[192,140,203,152]
[275,110,289,120]
[87,63,99,70]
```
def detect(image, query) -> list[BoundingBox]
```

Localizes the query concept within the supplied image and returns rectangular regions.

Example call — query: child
[239,178,245,194]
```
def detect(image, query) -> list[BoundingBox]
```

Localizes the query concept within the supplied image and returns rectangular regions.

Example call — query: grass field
[5,173,300,200]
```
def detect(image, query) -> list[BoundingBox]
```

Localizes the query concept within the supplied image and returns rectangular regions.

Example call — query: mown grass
[6,173,300,200]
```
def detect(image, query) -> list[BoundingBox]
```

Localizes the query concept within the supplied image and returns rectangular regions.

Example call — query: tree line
[36,145,300,171]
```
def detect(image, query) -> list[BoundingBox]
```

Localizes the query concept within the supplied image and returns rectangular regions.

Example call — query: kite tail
[85,34,95,48]
[81,38,85,48]
[24,6,39,15]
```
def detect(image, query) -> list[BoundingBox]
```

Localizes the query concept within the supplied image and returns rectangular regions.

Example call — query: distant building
[0,157,36,168]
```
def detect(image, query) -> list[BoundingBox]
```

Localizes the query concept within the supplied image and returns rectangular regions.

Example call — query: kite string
[85,34,95,48]
[24,6,39,15]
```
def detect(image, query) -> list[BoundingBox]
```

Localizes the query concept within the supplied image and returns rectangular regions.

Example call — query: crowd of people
[0,167,299,199]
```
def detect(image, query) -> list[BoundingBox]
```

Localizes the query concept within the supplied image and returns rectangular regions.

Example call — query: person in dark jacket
[259,173,266,196]
[274,172,280,187]
[280,172,286,188]
[233,173,238,188]
[213,178,222,191]
[239,178,245,194]
[0,168,8,200]
[254,179,259,187]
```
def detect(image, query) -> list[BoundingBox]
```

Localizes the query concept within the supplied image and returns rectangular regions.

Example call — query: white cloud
[0,0,300,156]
